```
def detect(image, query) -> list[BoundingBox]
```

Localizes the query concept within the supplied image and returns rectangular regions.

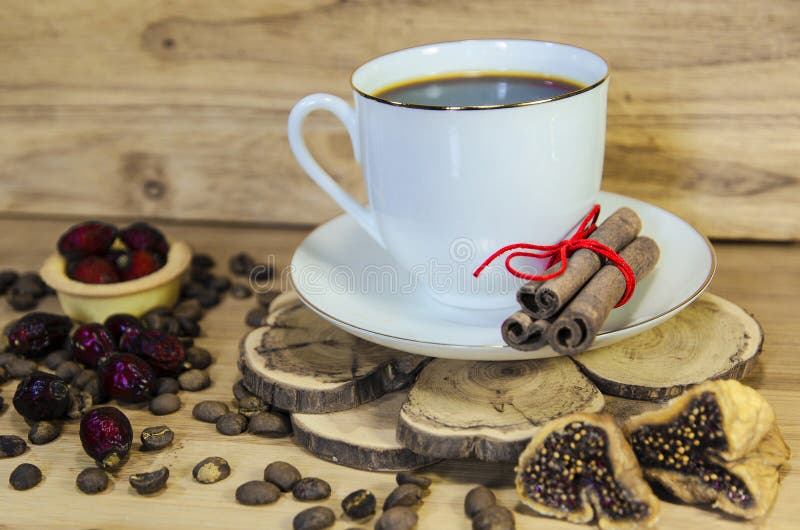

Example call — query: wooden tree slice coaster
[572,293,763,402]
[292,390,438,471]
[602,396,662,426]
[396,357,605,462]
[238,299,429,413]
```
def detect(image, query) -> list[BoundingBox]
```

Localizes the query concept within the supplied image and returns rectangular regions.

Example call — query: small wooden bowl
[40,241,192,323]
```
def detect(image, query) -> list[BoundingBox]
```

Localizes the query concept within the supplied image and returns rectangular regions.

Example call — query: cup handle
[288,93,384,247]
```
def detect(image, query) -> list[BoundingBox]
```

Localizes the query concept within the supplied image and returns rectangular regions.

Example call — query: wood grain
[0,217,799,529]
[0,1,797,239]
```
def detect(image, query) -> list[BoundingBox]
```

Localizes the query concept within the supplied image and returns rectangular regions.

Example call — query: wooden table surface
[0,216,797,530]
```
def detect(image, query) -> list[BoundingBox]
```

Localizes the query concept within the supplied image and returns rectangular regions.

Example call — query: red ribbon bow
[472,205,637,307]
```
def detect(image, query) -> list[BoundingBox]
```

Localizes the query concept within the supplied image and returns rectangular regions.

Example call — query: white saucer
[290,192,716,360]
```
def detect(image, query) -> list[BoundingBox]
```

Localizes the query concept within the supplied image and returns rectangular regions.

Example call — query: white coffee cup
[288,39,609,310]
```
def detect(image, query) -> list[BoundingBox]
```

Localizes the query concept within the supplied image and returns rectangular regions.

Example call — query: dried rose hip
[119,222,168,256]
[12,371,71,421]
[57,221,118,259]
[99,353,156,402]
[67,256,120,284]
[119,250,164,281]
[134,330,185,375]
[6,312,73,358]
[79,406,133,469]
[70,323,115,368]
[103,313,143,350]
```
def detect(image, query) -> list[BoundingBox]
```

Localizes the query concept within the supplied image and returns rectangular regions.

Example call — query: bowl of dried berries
[39,221,191,322]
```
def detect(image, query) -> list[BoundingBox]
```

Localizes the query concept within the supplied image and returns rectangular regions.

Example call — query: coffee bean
[6,357,37,379]
[375,507,418,530]
[248,411,291,437]
[145,314,181,336]
[0,434,27,458]
[342,489,376,519]
[76,467,109,494]
[193,456,230,484]
[178,336,194,349]
[0,270,19,294]
[235,480,280,505]
[191,267,214,286]
[230,283,252,299]
[193,400,229,423]
[293,506,336,530]
[0,352,15,366]
[9,463,42,490]
[181,281,205,300]
[67,390,93,419]
[191,254,215,269]
[264,461,301,492]
[129,466,169,495]
[178,369,210,391]
[177,317,201,338]
[173,299,203,322]
[83,378,105,404]
[237,395,268,418]
[465,486,497,518]
[71,369,98,390]
[9,292,37,311]
[232,380,255,401]
[256,290,280,309]
[14,272,46,298]
[293,477,331,501]
[0,365,8,384]
[43,349,73,370]
[186,346,212,370]
[141,425,174,451]
[56,361,82,383]
[209,275,232,293]
[472,505,515,530]
[229,252,256,276]
[396,471,432,490]
[149,393,181,415]
[383,484,423,510]
[0,394,4,410]
[197,288,221,308]
[216,412,248,436]
[155,377,180,395]
[28,421,61,445]
[144,305,173,318]
[245,307,268,327]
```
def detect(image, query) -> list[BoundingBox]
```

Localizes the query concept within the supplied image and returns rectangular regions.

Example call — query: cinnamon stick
[547,236,660,356]
[501,311,551,351]
[517,207,642,319]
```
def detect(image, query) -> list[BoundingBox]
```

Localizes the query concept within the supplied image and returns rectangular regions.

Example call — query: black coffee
[373,73,584,107]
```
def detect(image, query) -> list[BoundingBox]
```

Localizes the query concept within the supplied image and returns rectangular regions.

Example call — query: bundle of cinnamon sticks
[501,207,660,356]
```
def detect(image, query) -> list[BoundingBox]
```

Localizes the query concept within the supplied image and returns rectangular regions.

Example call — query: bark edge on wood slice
[571,293,762,401]
[396,357,604,462]
[292,390,438,471]
[238,299,428,413]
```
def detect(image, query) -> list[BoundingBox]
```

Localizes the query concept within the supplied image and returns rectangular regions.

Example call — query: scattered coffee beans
[396,471,432,490]
[193,456,231,484]
[383,484,423,510]
[129,466,169,495]
[264,461,301,492]
[342,489,376,519]
[9,462,42,490]
[235,480,280,506]
[149,393,181,415]
[375,507,418,530]
[76,467,109,494]
[216,412,248,436]
[248,411,292,437]
[28,421,61,445]
[173,299,204,322]
[186,347,212,370]
[72,369,98,390]
[6,358,37,379]
[293,506,336,530]
[208,275,231,293]
[245,307,268,327]
[155,377,180,395]
[0,365,8,384]
[232,380,255,401]
[193,401,230,423]
[177,317,200,338]
[465,486,497,518]
[43,349,73,370]
[191,254,215,270]
[55,361,82,383]
[0,434,27,458]
[229,252,256,276]
[178,369,210,391]
[293,477,331,501]
[141,425,174,451]
[472,505,515,530]
[238,395,268,418]
[256,290,279,309]
[230,283,253,299]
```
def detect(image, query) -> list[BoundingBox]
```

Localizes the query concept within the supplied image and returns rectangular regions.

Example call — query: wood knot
[121,151,168,202]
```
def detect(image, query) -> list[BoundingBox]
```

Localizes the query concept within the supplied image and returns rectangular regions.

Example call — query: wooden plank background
[0,0,797,240]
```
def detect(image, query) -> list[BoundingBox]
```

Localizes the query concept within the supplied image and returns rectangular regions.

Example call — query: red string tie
[472,205,637,307]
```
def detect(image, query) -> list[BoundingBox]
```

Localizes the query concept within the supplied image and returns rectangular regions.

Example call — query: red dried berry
[134,330,185,375]
[12,371,71,421]
[103,313,143,351]
[119,222,169,256]
[119,250,164,281]
[79,406,133,469]
[6,312,73,358]
[70,323,115,368]
[68,256,120,284]
[99,353,156,402]
[57,221,118,259]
